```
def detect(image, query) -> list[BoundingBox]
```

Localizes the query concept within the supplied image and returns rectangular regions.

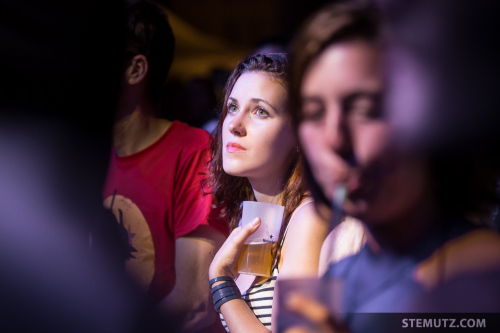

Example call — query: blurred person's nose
[324,105,353,161]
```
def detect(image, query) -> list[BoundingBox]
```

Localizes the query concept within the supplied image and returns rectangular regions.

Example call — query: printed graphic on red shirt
[103,193,155,291]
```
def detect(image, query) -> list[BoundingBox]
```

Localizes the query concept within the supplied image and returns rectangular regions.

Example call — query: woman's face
[222,71,295,183]
[298,39,429,224]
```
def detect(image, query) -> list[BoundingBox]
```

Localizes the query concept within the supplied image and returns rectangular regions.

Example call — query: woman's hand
[284,292,349,333]
[209,217,261,280]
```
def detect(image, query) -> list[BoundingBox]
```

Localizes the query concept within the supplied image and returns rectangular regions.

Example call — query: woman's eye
[349,100,380,120]
[228,104,238,114]
[300,99,325,122]
[301,106,324,122]
[255,108,269,117]
[351,106,371,118]
[344,95,383,121]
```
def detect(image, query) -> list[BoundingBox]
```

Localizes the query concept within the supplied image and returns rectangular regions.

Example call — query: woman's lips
[226,142,246,152]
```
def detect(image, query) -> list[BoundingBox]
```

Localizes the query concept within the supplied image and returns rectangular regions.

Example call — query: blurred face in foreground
[298,39,430,226]
[222,71,295,184]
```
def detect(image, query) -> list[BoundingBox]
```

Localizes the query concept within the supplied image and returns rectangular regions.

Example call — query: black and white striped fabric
[220,265,278,332]
[219,200,314,332]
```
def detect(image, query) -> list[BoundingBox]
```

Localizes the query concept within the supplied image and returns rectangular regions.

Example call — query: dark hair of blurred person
[380,0,500,157]
[282,2,500,332]
[102,1,229,332]
[123,0,174,103]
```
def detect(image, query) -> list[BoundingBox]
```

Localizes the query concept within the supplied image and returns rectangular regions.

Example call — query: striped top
[220,266,278,331]
[220,200,314,332]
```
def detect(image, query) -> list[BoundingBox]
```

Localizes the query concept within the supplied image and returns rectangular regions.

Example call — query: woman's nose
[228,112,247,137]
[325,107,353,161]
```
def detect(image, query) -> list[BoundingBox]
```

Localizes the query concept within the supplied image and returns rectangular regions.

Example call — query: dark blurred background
[155,0,333,130]
[1,1,500,330]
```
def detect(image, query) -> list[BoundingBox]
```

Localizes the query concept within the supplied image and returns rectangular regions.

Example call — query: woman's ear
[124,54,149,85]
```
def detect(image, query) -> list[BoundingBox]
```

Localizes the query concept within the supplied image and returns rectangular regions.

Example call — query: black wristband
[214,294,242,313]
[209,276,233,286]
[213,287,241,302]
[211,281,237,294]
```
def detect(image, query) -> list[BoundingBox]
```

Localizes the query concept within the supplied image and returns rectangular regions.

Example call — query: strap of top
[279,200,314,247]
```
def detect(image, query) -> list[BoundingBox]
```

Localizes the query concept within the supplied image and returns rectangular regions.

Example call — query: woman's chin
[223,168,246,178]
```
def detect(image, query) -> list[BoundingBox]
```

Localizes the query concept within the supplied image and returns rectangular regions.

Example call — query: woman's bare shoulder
[278,200,329,277]
[290,198,319,222]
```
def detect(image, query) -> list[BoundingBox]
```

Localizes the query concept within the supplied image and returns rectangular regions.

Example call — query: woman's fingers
[226,226,242,242]
[230,217,261,247]
[209,218,261,279]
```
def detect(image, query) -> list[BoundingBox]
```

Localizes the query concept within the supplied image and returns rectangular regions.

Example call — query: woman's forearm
[219,298,271,333]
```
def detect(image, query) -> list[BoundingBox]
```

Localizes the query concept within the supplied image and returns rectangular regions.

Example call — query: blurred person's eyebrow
[301,96,322,103]
[301,91,380,101]
[342,91,381,101]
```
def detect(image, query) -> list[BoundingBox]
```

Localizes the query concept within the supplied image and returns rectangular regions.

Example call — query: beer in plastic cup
[237,201,284,277]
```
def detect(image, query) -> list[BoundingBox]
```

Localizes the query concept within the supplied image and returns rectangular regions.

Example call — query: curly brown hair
[206,53,308,271]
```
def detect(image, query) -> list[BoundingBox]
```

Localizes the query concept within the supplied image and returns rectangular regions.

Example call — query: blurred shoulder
[319,217,366,275]
[415,229,500,290]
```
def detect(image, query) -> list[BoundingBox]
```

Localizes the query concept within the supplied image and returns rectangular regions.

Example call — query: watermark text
[402,318,486,329]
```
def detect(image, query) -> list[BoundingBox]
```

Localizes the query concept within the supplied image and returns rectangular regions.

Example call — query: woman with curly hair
[206,53,330,332]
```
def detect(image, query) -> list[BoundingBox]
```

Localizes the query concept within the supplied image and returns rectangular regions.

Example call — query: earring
[296,146,300,152]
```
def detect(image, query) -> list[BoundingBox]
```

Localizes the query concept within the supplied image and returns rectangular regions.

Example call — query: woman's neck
[248,176,285,204]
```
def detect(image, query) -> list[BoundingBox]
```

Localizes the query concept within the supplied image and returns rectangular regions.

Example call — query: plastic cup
[237,201,284,277]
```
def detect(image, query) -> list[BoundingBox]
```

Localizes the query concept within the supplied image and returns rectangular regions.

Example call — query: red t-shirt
[102,121,228,303]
